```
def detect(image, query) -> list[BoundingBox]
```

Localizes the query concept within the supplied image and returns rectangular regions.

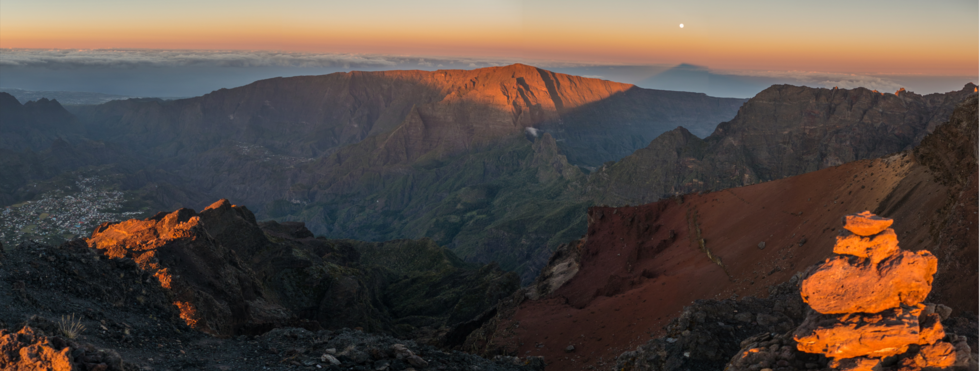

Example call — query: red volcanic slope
[485,148,976,370]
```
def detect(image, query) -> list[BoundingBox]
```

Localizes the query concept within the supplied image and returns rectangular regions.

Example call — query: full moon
[679,23,684,28]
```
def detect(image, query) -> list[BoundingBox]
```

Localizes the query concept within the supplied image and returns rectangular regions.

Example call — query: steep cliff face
[909,94,978,321]
[589,84,978,206]
[468,94,979,370]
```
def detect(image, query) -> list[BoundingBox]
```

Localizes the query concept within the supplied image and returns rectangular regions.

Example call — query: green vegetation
[263,134,591,282]
[58,313,86,339]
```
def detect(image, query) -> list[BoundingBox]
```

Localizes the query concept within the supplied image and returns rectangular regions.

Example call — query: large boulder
[800,250,937,314]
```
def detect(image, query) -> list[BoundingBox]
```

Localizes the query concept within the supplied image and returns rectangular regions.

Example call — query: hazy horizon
[1,48,975,100]
[2,1,976,99]
[3,1,977,74]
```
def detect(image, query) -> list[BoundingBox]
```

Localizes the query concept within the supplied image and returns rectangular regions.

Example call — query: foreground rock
[792,211,961,369]
[0,232,532,369]
[614,277,811,371]
[86,200,290,336]
[82,198,519,340]
[727,329,976,371]
[1,325,135,371]
[258,327,543,371]
[1,326,75,371]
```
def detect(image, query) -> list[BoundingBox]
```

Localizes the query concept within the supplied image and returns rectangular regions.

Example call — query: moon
[679,23,684,28]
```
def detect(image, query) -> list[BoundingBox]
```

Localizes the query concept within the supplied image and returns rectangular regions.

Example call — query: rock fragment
[320,354,341,365]
[904,341,956,369]
[833,228,899,264]
[917,313,945,345]
[832,356,880,371]
[842,211,893,236]
[794,306,921,359]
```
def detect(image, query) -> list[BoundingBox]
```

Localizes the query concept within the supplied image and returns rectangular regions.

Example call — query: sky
[0,0,977,98]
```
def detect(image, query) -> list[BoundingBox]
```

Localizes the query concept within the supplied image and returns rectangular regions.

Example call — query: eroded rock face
[793,211,964,369]
[86,199,289,336]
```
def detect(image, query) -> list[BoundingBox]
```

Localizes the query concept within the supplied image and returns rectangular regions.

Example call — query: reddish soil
[491,152,977,370]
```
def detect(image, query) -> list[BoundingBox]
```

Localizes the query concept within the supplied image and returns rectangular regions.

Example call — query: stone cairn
[793,211,965,370]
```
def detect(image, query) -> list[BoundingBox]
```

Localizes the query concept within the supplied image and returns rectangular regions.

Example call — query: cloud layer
[1,49,973,99]
[0,49,517,69]
[724,69,905,93]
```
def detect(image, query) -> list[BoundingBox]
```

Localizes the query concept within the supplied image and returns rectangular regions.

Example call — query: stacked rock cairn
[793,211,970,370]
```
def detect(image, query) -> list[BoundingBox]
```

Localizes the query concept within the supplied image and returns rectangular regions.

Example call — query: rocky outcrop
[0,325,136,371]
[85,199,290,336]
[83,198,518,338]
[0,237,536,370]
[1,326,75,371]
[792,211,960,370]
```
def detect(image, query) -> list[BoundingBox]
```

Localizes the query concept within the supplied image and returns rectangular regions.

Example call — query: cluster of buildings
[0,176,144,247]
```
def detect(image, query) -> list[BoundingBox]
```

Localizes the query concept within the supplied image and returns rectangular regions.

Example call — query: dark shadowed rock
[85,201,289,336]
[589,84,978,206]
[81,198,519,339]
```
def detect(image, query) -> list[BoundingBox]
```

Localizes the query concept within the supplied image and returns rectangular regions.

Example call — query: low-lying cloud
[723,69,905,93]
[0,49,972,99]
[0,49,515,70]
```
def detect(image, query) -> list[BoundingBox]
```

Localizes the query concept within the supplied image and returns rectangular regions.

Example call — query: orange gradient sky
[1,0,977,75]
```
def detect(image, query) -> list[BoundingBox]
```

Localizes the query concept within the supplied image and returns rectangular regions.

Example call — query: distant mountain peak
[671,63,710,71]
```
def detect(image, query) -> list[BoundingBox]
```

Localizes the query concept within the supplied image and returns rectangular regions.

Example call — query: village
[0,176,145,248]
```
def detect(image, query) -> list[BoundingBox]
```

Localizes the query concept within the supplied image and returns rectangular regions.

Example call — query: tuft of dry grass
[58,313,85,339]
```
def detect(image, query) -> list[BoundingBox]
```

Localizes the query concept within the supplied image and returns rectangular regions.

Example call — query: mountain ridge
[3,67,976,284]
[587,83,978,206]
[465,93,979,370]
